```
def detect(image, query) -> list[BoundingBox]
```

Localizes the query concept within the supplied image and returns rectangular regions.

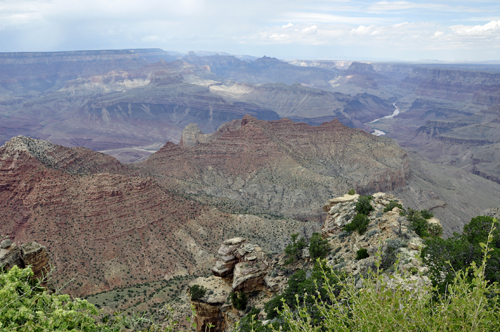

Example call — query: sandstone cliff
[0,240,50,280]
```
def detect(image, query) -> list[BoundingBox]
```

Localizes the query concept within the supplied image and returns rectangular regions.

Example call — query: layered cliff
[0,136,314,297]
[401,67,500,105]
[140,115,411,220]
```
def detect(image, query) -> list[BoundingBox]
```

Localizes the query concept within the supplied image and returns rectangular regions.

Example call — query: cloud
[451,20,500,36]
[367,1,481,13]
[282,23,293,28]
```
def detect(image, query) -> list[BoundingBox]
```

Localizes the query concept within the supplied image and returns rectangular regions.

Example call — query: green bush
[284,233,307,264]
[422,215,500,293]
[383,200,403,212]
[428,223,443,237]
[348,189,355,195]
[421,209,434,219]
[344,213,370,235]
[231,291,248,311]
[264,262,344,320]
[190,284,206,301]
[406,208,430,237]
[355,195,374,215]
[309,233,329,260]
[355,248,369,260]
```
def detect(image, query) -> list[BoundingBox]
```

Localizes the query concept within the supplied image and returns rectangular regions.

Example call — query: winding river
[368,103,399,136]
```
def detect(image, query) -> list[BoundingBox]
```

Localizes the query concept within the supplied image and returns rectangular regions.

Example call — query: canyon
[2,48,500,323]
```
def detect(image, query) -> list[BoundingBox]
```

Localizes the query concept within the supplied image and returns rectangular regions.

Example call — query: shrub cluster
[348,188,355,195]
[231,291,248,311]
[309,233,329,260]
[344,213,370,235]
[355,248,369,260]
[284,233,307,264]
[355,195,374,215]
[383,200,403,212]
[422,215,500,293]
[190,284,206,301]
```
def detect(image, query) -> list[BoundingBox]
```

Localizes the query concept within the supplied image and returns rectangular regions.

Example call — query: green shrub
[406,208,430,237]
[344,213,370,235]
[190,284,206,301]
[284,233,307,264]
[309,233,329,260]
[355,248,369,260]
[348,189,355,195]
[428,223,443,237]
[355,195,374,215]
[231,291,248,311]
[421,209,434,219]
[383,200,403,212]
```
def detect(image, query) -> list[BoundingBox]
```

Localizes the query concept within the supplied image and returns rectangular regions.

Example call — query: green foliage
[264,261,344,321]
[0,266,126,331]
[190,284,206,301]
[406,208,430,238]
[355,195,374,215]
[428,223,443,238]
[284,233,307,264]
[252,222,500,331]
[348,189,355,195]
[309,233,329,260]
[355,248,369,260]
[237,307,273,332]
[383,200,403,212]
[421,209,434,219]
[422,215,500,293]
[230,292,248,311]
[344,213,370,235]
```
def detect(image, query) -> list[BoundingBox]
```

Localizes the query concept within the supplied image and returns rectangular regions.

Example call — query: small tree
[355,196,374,215]
[344,214,370,235]
[190,284,207,300]
[309,233,329,260]
[285,233,307,264]
[355,248,369,260]
[231,291,248,311]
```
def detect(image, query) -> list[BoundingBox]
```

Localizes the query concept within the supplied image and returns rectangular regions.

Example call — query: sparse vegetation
[348,188,355,195]
[284,233,307,264]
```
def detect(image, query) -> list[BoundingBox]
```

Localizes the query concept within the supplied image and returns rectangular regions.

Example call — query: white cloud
[368,1,481,13]
[282,23,294,28]
[451,20,500,36]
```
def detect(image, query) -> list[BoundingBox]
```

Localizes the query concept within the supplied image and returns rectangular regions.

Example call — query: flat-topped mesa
[0,240,51,280]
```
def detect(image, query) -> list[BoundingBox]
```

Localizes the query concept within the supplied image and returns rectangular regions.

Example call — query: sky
[0,0,499,62]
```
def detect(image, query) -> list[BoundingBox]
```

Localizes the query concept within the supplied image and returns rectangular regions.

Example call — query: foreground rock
[0,240,50,280]
[189,192,437,331]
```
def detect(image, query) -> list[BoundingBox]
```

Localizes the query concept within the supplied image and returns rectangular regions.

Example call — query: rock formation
[189,192,436,331]
[0,240,50,280]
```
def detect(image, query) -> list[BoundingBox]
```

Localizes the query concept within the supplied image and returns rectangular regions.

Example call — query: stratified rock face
[21,242,51,280]
[142,116,411,219]
[0,136,238,296]
[0,240,50,280]
[401,67,500,105]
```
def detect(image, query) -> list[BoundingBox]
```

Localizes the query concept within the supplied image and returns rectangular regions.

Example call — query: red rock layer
[0,137,233,297]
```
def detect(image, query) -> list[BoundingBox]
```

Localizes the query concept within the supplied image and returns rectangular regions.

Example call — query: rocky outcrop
[322,192,436,278]
[190,237,273,332]
[0,240,50,280]
[190,192,437,331]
